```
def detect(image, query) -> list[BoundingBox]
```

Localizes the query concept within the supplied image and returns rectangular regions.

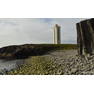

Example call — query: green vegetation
[7,44,77,75]
[38,44,77,50]
[0,44,77,60]
[8,56,64,75]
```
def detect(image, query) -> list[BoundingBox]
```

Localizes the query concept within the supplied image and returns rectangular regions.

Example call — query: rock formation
[76,18,94,55]
[0,44,64,59]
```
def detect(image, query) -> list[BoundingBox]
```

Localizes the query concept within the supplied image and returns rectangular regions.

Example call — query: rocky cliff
[76,18,94,55]
[0,44,57,59]
[0,44,76,60]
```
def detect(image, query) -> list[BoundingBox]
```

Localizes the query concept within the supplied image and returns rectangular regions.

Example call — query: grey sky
[0,18,86,47]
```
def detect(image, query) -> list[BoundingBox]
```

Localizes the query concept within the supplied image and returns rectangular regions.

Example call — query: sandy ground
[46,50,77,64]
[49,50,77,58]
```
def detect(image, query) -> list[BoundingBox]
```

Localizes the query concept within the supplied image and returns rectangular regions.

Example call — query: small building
[53,24,61,44]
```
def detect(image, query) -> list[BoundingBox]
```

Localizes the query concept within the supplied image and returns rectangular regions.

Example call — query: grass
[8,56,64,75]
[38,44,77,50]
[0,44,77,60]
[7,44,77,75]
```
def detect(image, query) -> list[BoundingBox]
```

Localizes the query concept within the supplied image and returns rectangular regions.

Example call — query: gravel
[1,49,94,75]
[45,50,94,75]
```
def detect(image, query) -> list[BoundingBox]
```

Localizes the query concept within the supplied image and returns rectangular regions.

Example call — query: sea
[0,59,24,74]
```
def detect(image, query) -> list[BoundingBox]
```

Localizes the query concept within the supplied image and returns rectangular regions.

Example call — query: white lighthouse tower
[53,24,61,44]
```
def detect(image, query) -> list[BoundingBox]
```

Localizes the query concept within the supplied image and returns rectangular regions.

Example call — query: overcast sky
[0,18,86,47]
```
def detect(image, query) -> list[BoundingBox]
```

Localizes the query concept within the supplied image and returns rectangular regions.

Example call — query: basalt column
[76,18,94,55]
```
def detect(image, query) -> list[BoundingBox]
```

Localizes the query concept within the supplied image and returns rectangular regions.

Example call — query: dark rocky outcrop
[0,44,65,60]
[76,18,94,55]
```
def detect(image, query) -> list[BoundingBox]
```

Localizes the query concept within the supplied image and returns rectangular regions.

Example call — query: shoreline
[0,59,24,74]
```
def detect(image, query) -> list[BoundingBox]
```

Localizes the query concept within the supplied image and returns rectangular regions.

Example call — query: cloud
[0,18,86,47]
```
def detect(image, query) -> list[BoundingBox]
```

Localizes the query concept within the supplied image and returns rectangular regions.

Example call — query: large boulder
[76,18,94,55]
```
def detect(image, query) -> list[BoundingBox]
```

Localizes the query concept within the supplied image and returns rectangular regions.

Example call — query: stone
[76,18,94,55]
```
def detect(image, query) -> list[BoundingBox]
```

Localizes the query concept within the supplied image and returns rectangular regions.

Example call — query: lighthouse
[53,24,61,44]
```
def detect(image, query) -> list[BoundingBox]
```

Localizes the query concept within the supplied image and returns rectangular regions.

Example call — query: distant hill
[0,44,77,60]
